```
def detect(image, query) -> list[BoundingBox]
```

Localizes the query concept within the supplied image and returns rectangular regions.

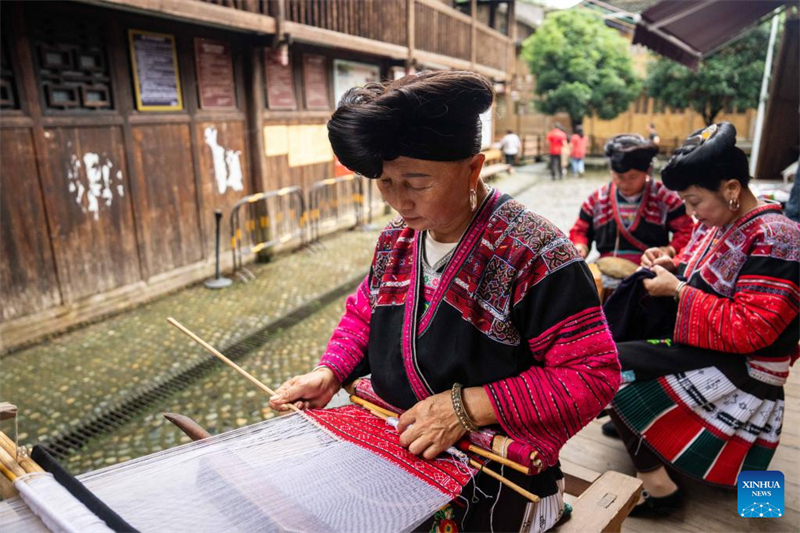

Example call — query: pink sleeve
[318,276,372,383]
[484,307,620,467]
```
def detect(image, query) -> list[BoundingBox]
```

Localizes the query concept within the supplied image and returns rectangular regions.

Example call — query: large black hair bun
[327,70,494,178]
[604,134,658,173]
[661,122,750,191]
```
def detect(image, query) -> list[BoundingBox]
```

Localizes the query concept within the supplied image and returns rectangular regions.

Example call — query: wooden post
[244,42,267,193]
[276,0,286,42]
[407,0,415,72]
[107,17,151,282]
[7,2,67,303]
[470,0,478,69]
[508,0,517,81]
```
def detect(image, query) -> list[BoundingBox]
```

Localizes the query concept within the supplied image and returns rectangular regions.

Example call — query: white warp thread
[0,413,456,533]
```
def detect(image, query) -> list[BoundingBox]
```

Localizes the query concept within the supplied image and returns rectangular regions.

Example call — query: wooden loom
[0,319,643,533]
[165,318,643,533]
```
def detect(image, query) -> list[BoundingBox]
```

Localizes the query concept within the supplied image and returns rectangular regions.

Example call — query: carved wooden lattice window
[0,37,18,109]
[30,16,113,111]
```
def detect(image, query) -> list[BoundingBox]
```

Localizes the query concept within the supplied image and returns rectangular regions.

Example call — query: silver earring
[470,189,477,211]
[728,196,740,211]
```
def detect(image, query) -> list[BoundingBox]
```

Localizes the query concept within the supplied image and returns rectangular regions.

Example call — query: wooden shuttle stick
[167,317,300,413]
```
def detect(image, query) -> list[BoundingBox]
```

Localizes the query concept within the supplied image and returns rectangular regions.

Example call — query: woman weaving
[605,123,800,515]
[270,71,620,532]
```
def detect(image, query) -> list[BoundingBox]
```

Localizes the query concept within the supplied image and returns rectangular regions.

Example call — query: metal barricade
[229,186,306,279]
[307,175,364,243]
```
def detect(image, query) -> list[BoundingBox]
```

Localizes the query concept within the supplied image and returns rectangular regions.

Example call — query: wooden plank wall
[0,1,387,348]
[755,17,799,179]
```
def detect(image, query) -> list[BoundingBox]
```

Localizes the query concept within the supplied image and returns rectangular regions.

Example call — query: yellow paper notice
[288,125,333,167]
[263,125,289,157]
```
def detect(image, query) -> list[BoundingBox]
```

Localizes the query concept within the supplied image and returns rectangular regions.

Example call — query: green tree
[521,9,641,128]
[646,25,771,126]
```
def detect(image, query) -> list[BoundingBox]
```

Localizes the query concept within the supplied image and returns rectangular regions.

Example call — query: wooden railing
[475,25,508,73]
[414,0,472,63]
[195,0,512,75]
[280,0,408,47]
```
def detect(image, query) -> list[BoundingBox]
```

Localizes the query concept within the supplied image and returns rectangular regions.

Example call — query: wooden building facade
[0,0,516,351]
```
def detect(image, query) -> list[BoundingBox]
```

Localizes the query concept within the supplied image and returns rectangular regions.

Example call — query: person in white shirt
[500,129,521,171]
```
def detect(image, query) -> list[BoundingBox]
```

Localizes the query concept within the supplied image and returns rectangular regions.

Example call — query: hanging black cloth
[602,269,678,342]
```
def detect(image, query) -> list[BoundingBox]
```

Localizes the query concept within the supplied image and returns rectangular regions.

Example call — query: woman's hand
[642,265,680,298]
[640,247,676,271]
[396,391,466,460]
[575,243,589,259]
[269,367,340,412]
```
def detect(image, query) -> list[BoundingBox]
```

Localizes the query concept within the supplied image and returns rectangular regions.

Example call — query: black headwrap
[604,134,658,173]
[661,122,750,191]
[327,71,494,178]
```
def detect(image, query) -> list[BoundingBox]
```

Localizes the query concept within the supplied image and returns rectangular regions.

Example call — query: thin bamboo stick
[0,462,18,482]
[350,394,531,476]
[0,466,17,498]
[167,317,300,413]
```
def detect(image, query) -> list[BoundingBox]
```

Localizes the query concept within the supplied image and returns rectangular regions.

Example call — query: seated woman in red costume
[569,135,694,265]
[269,71,620,532]
[607,123,800,515]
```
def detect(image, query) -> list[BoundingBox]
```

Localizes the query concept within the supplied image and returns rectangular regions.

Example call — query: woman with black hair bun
[270,70,621,532]
[606,123,800,515]
[568,134,694,267]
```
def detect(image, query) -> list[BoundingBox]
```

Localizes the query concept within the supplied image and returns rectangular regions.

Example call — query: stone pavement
[2,166,582,474]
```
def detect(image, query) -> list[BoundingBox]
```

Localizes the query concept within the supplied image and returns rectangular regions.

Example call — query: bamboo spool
[0,431,44,474]
[0,444,26,480]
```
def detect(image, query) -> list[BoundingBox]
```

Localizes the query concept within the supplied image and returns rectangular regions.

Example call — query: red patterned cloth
[306,405,474,499]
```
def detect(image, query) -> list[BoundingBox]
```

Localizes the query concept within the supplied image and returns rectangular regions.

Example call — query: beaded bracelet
[451,383,479,432]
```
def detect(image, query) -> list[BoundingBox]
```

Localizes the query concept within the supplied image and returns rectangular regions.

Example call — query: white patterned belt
[747,357,790,386]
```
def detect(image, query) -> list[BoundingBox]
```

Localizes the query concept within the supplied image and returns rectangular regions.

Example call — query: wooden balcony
[98,0,513,78]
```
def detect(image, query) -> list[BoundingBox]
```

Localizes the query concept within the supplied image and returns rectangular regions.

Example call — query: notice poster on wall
[128,30,183,111]
[264,49,297,110]
[194,38,236,109]
[302,54,330,110]
[333,59,380,109]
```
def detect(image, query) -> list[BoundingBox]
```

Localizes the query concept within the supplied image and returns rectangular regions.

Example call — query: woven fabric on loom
[0,406,474,533]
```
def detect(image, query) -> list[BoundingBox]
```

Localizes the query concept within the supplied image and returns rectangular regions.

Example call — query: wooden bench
[480,162,512,180]
[555,459,642,533]
[481,148,511,180]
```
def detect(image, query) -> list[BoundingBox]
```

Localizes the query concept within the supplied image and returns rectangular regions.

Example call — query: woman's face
[611,168,649,197]
[377,155,483,235]
[678,183,736,227]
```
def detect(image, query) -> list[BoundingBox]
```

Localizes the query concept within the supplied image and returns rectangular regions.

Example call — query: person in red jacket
[569,125,587,177]
[546,123,567,180]
[568,134,694,265]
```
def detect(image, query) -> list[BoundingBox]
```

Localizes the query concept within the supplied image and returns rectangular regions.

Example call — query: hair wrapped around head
[660,122,750,191]
[327,70,494,178]
[604,134,658,173]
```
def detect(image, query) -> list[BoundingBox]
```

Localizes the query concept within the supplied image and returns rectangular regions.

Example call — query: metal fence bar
[307,175,364,243]
[229,186,306,277]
